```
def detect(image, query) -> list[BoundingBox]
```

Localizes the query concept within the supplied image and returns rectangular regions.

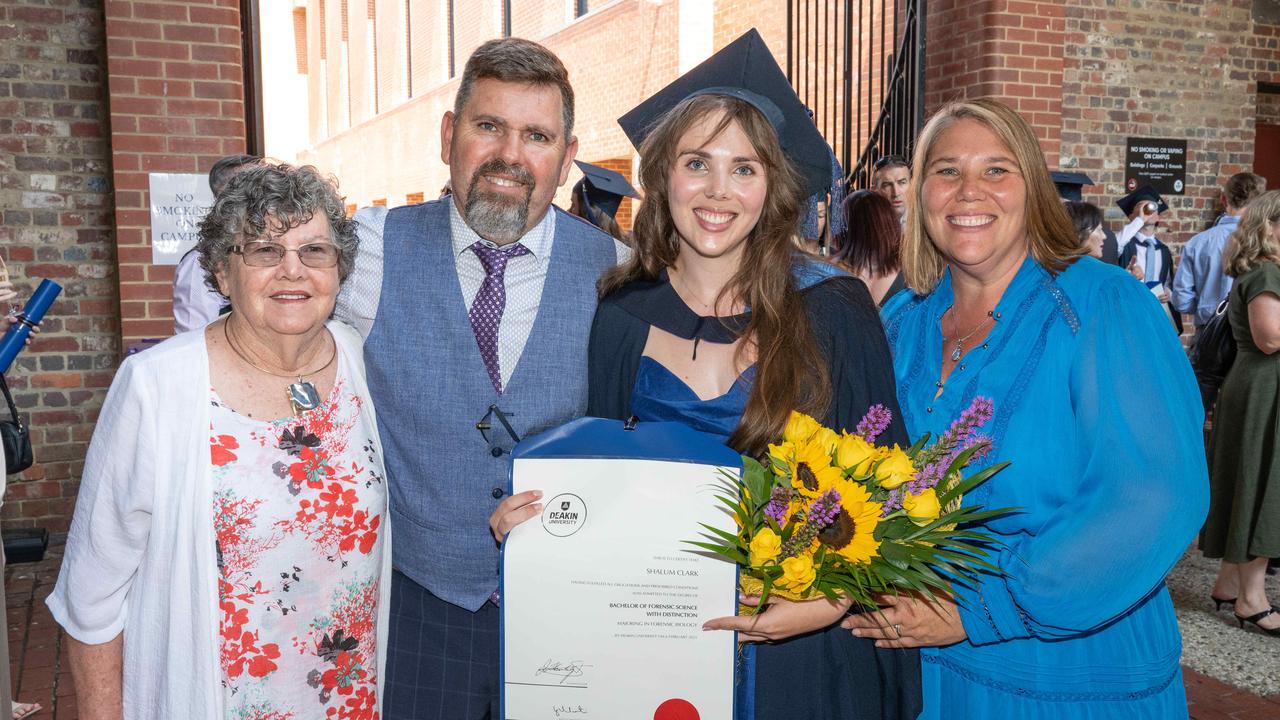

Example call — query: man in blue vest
[334,38,626,720]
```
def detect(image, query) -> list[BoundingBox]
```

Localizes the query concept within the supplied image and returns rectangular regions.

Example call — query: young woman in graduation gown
[581,71,920,720]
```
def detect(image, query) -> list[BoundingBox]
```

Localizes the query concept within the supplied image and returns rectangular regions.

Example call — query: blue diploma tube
[0,279,62,374]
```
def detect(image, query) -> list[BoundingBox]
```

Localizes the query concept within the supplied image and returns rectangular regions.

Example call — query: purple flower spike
[942,396,994,448]
[807,488,843,528]
[855,404,894,443]
[764,485,793,524]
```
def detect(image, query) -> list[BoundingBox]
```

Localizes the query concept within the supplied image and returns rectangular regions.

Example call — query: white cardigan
[46,321,390,719]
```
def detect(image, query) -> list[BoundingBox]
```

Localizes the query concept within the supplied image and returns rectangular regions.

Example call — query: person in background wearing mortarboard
[1051,171,1118,263]
[1117,185,1181,331]
[568,160,639,244]
[797,144,848,257]
[510,28,922,720]
[172,154,264,333]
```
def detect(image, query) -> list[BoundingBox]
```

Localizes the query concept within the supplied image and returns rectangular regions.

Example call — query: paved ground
[4,544,1279,718]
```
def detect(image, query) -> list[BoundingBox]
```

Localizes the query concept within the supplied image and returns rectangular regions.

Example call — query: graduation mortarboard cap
[1116,184,1169,216]
[617,28,833,196]
[1050,171,1094,202]
[574,160,639,219]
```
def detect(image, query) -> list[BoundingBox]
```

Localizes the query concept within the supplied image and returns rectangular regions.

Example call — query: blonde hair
[1223,189,1280,278]
[900,99,1083,292]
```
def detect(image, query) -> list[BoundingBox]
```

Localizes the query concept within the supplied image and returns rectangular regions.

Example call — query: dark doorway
[1257,123,1280,191]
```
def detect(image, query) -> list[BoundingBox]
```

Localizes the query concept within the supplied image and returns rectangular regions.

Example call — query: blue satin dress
[882,256,1208,718]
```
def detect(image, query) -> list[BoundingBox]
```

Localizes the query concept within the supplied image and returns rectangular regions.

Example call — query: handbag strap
[0,372,22,429]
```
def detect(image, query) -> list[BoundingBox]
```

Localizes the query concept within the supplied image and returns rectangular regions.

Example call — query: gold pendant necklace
[223,317,337,414]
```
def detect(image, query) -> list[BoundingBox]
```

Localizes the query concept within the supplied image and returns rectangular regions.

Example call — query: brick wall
[1261,89,1280,125]
[103,0,247,344]
[0,0,118,533]
[1060,0,1261,246]
[926,0,1065,167]
[297,0,680,210]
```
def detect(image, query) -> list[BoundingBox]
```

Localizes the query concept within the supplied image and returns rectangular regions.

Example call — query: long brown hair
[599,95,830,455]
[833,189,900,275]
[900,99,1083,292]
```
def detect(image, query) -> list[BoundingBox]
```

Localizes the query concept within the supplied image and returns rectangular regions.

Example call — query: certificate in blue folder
[500,417,740,720]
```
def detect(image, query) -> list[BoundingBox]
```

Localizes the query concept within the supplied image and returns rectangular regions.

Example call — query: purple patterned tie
[469,241,530,393]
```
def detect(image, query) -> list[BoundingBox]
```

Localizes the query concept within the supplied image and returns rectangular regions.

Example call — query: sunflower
[816,479,883,565]
[782,437,843,499]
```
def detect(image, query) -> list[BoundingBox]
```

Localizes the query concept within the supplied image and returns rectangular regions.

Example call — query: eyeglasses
[231,241,341,268]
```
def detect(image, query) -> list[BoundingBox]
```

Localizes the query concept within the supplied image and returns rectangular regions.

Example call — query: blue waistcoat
[366,200,617,611]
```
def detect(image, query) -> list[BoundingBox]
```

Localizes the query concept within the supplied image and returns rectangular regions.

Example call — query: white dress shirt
[335,200,629,388]
[172,250,229,332]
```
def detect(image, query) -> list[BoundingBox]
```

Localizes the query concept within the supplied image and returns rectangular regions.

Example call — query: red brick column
[102,0,247,344]
[925,0,1065,166]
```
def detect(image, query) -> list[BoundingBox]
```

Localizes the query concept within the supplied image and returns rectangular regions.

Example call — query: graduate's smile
[668,110,767,262]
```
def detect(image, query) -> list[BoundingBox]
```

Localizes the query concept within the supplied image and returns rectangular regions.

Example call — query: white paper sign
[149,173,214,265]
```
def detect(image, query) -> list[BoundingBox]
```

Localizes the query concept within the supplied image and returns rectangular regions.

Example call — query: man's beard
[463,160,535,244]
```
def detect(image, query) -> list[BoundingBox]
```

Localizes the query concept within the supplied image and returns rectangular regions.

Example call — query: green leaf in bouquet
[684,540,746,565]
[699,522,747,550]
[937,461,1010,507]
[877,541,912,571]
[907,432,931,455]
[940,443,989,486]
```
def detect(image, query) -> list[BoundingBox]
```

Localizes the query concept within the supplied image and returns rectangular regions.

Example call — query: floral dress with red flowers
[210,372,384,720]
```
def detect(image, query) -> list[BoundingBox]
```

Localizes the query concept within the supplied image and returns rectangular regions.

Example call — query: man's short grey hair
[196,164,357,296]
[453,37,575,140]
[208,154,262,196]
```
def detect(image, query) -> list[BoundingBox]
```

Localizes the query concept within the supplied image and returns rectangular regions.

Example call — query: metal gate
[786,0,927,189]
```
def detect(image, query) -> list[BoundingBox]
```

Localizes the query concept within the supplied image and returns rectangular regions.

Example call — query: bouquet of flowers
[690,397,1009,611]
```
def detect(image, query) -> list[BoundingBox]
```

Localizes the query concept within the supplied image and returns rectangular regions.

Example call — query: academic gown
[587,257,923,720]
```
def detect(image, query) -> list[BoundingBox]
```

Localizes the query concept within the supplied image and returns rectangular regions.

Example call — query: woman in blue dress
[844,98,1208,717]
[493,30,921,720]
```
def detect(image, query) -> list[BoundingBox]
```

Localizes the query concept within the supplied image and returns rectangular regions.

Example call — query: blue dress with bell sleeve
[882,256,1208,718]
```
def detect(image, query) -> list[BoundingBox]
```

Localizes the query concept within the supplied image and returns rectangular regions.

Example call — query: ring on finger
[892,623,902,638]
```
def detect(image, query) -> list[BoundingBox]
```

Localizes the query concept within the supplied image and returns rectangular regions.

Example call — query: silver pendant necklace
[943,306,996,363]
[223,317,337,414]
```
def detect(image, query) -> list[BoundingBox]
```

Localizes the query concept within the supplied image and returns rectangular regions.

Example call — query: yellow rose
[903,488,942,526]
[875,446,917,489]
[767,441,796,476]
[783,412,821,444]
[835,432,880,476]
[811,427,840,455]
[777,554,816,592]
[749,528,782,567]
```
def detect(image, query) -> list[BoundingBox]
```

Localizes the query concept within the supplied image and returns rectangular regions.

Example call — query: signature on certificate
[552,705,589,718]
[536,659,592,685]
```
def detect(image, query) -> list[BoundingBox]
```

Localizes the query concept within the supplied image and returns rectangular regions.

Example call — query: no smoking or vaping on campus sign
[1125,138,1187,195]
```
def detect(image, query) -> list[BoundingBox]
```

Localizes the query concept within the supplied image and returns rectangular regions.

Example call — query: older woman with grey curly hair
[48,164,390,719]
